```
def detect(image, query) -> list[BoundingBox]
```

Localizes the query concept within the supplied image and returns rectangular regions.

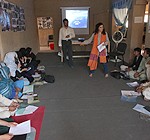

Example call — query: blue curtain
[112,0,132,27]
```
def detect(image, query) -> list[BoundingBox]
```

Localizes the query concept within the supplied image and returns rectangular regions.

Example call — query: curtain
[112,0,132,27]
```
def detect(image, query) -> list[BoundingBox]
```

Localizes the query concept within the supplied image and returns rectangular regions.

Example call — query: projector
[78,38,85,42]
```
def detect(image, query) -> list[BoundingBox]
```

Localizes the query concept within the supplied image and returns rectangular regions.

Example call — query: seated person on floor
[136,82,150,101]
[16,51,34,83]
[145,57,150,81]
[24,47,41,71]
[0,94,19,119]
[4,51,31,85]
[126,48,150,82]
[0,62,24,99]
[0,119,16,140]
[120,47,142,72]
[0,119,27,140]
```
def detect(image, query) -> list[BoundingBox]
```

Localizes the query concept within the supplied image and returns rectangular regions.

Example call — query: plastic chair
[109,42,127,66]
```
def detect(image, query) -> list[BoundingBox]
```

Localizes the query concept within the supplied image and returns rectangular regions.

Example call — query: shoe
[89,73,93,77]
[105,74,108,78]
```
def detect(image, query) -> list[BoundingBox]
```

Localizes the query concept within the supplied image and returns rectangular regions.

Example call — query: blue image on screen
[66,10,88,28]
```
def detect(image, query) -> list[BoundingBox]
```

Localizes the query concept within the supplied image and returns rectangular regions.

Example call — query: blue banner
[112,0,132,9]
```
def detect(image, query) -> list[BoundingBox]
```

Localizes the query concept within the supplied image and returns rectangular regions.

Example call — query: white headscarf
[143,87,150,100]
[4,52,18,77]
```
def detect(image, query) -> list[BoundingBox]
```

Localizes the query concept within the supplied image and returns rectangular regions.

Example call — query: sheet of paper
[15,108,25,116]
[21,94,37,100]
[9,120,31,135]
[23,105,38,115]
[121,95,137,102]
[121,90,141,96]
[23,85,34,94]
[15,105,38,116]
[97,42,106,52]
[126,82,139,87]
[133,104,150,116]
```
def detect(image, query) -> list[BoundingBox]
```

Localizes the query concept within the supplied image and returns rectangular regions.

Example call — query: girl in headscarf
[81,22,110,77]
[4,51,31,85]
[4,52,18,78]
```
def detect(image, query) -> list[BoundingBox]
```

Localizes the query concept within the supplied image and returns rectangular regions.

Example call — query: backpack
[41,74,55,83]
[110,71,130,80]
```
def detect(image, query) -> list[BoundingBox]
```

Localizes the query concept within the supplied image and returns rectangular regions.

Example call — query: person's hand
[17,62,21,69]
[136,86,143,93]
[66,35,70,38]
[58,47,62,52]
[0,134,13,140]
[134,72,139,78]
[5,122,17,127]
[18,77,23,80]
[147,60,150,65]
[80,42,85,46]
[21,68,28,71]
[9,101,19,111]
[125,67,131,72]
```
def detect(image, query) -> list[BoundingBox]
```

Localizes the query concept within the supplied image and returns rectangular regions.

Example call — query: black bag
[110,71,121,79]
[110,71,130,80]
[43,74,55,83]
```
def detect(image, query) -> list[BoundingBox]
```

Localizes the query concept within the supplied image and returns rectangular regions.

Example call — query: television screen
[66,10,88,28]
[61,7,90,35]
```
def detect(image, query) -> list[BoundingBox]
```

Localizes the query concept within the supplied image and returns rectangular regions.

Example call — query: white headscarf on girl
[4,52,18,77]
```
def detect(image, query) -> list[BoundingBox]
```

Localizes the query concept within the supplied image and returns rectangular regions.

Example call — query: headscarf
[4,52,18,77]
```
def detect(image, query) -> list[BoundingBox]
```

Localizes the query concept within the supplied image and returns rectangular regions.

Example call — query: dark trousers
[62,40,73,66]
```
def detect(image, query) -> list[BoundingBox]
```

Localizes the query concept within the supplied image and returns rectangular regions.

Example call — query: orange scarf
[88,33,107,71]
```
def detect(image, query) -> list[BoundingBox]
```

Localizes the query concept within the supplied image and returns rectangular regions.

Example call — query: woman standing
[81,22,110,77]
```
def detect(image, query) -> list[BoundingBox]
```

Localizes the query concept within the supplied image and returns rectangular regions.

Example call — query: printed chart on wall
[37,17,53,29]
[0,0,25,32]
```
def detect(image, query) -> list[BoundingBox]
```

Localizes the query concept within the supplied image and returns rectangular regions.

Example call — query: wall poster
[37,17,53,29]
[0,0,25,32]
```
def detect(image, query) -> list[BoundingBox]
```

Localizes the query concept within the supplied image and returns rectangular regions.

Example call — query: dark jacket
[129,55,143,71]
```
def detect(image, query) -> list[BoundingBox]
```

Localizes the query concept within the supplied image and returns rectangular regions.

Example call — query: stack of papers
[121,90,141,96]
[126,82,139,87]
[21,93,37,100]
[121,90,141,102]
[97,42,106,52]
[9,120,31,135]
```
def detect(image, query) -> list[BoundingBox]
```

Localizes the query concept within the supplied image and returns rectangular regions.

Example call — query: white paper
[23,105,38,115]
[126,82,139,87]
[133,104,150,116]
[23,85,34,94]
[15,105,38,116]
[121,90,141,96]
[97,42,106,52]
[9,120,31,135]
[134,17,143,23]
[21,94,37,100]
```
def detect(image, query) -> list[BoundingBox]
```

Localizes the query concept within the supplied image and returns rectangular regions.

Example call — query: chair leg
[122,55,124,64]
[115,56,117,67]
